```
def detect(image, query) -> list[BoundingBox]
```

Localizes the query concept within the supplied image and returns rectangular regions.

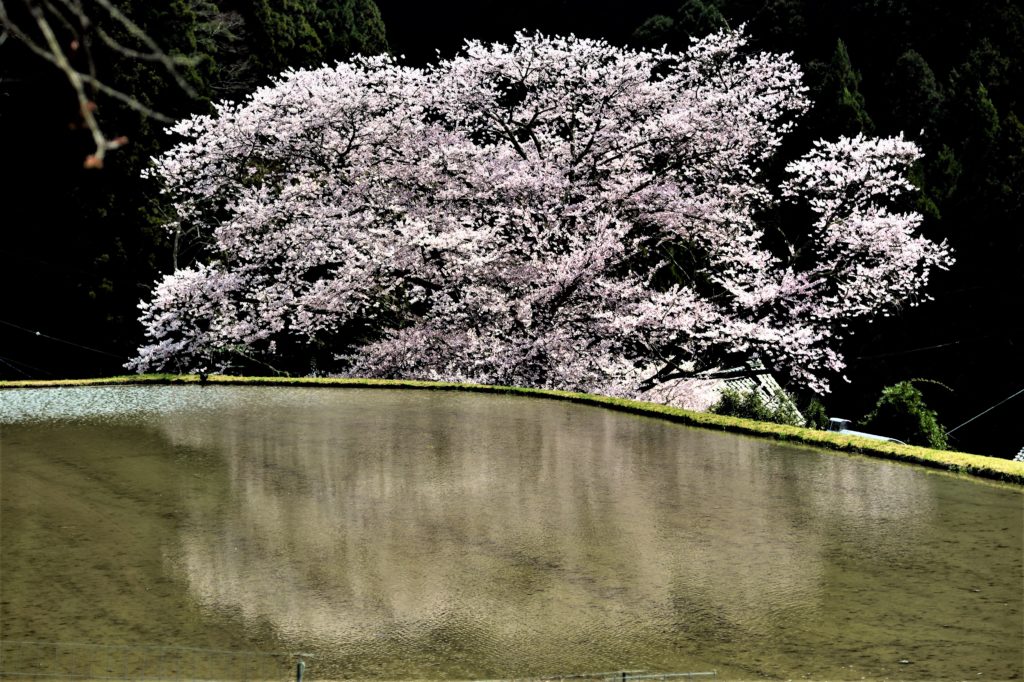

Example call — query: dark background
[1,0,1020,456]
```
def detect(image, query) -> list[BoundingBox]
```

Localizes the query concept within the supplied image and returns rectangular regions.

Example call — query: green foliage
[245,0,325,72]
[862,381,948,450]
[632,14,676,48]
[320,0,389,58]
[815,39,874,136]
[928,144,963,205]
[630,1,726,50]
[959,83,1002,155]
[888,50,944,139]
[907,160,942,221]
[802,397,829,430]
[241,0,387,74]
[711,388,803,426]
[996,112,1024,214]
[676,0,728,39]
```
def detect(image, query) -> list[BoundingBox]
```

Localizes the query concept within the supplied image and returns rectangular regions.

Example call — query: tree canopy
[130,31,949,405]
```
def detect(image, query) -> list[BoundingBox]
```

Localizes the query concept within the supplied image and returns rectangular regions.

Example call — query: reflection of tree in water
[157,390,937,676]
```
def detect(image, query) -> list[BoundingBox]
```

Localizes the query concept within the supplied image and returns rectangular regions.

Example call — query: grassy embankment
[3,373,1022,485]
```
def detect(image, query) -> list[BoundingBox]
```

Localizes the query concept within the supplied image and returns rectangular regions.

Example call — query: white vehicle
[827,418,906,444]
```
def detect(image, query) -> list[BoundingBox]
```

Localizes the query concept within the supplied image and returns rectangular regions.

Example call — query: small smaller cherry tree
[129,29,951,404]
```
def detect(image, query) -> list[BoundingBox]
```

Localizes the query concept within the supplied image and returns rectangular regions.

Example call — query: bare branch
[90,0,198,98]
[0,0,199,167]
[29,3,111,166]
[45,0,103,104]
[78,71,175,121]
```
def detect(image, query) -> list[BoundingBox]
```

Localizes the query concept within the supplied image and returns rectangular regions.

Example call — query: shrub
[862,381,948,449]
[711,387,803,426]
[803,397,830,430]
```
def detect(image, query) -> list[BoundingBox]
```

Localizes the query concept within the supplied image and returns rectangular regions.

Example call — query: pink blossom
[130,30,951,402]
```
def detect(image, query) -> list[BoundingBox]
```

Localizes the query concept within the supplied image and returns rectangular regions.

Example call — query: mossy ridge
[3,374,1022,485]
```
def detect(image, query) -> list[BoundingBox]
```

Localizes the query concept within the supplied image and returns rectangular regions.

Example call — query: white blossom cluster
[129,29,952,402]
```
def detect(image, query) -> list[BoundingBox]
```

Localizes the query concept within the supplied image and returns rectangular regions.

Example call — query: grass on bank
[2,373,1022,485]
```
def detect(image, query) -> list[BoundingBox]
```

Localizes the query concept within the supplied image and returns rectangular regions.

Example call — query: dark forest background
[1,0,1020,457]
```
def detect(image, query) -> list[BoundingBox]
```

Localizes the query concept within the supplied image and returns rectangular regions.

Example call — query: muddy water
[0,386,1021,680]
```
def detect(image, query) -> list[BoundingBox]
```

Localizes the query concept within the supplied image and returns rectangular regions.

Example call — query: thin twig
[29,3,112,166]
[78,71,175,121]
[90,0,198,98]
[0,0,197,166]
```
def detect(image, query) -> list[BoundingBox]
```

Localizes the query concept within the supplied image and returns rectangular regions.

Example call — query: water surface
[1,386,1021,679]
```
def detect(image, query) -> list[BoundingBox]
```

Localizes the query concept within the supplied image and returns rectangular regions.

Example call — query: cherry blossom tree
[129,28,951,403]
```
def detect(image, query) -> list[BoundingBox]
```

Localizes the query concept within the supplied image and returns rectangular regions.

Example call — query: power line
[0,354,32,378]
[0,352,55,378]
[852,335,1006,361]
[945,387,1024,436]
[854,340,962,360]
[0,318,126,360]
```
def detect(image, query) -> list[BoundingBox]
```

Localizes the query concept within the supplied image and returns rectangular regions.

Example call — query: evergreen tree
[676,0,728,39]
[632,14,677,49]
[318,0,388,58]
[741,0,808,54]
[812,39,874,137]
[631,1,727,51]
[241,0,325,73]
[995,112,1024,215]
[887,49,944,139]
[955,83,1001,171]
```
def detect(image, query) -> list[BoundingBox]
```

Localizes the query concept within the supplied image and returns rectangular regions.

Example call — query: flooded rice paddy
[0,386,1021,680]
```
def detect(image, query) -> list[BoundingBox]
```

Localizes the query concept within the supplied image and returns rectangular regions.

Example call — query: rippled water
[1,386,1021,680]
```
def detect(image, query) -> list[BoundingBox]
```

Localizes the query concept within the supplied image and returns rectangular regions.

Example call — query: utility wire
[854,340,962,360]
[0,352,54,378]
[852,335,1006,361]
[0,318,126,360]
[0,355,32,378]
[945,387,1024,436]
